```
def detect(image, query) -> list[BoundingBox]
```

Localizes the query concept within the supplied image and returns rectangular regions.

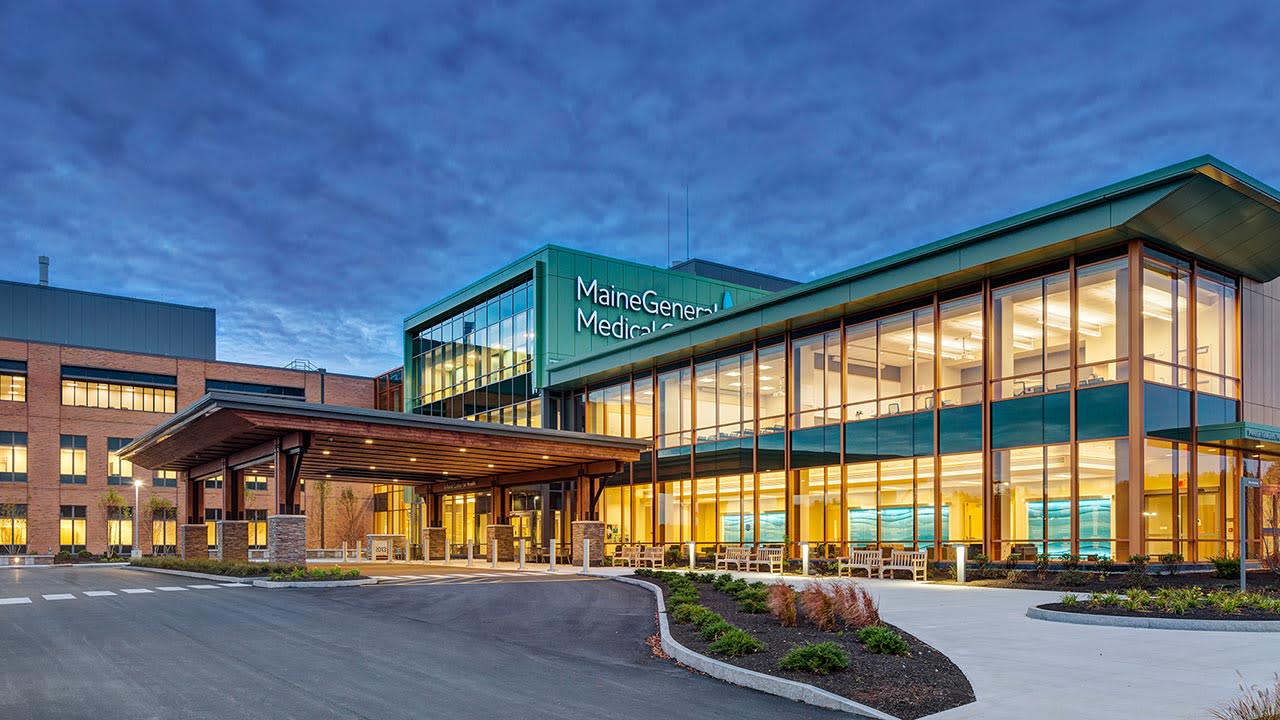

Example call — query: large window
[658,479,691,544]
[994,444,1071,557]
[205,508,222,549]
[846,308,936,421]
[411,278,535,417]
[107,438,134,485]
[59,505,87,553]
[153,470,178,488]
[247,509,268,549]
[107,506,134,554]
[694,350,755,441]
[938,295,983,406]
[152,505,177,554]
[657,366,692,447]
[1142,255,1191,388]
[586,381,631,437]
[1144,439,1189,555]
[991,272,1070,399]
[60,435,87,484]
[0,432,27,482]
[1077,439,1128,558]
[796,465,841,548]
[0,504,27,553]
[61,381,176,412]
[940,453,984,548]
[1195,269,1239,398]
[1076,258,1129,385]
[792,330,841,428]
[0,371,25,402]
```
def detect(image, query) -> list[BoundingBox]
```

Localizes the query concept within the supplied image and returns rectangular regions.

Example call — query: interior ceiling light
[443,471,449,475]
[487,463,494,468]
[325,474,332,479]
[364,439,374,445]
[458,448,466,453]
[541,455,549,460]
[369,465,377,470]
[409,457,417,462]
[322,450,331,455]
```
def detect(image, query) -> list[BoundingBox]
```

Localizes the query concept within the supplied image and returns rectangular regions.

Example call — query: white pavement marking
[218,583,249,587]
[396,576,421,580]
[120,588,153,594]
[0,597,31,605]
[156,586,188,592]
[83,591,117,597]
[187,585,220,590]
[42,594,76,601]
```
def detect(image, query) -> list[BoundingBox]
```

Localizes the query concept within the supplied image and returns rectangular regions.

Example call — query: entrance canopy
[121,391,649,524]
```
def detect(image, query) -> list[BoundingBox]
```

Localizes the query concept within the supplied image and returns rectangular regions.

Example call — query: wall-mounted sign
[440,479,479,492]
[575,276,731,339]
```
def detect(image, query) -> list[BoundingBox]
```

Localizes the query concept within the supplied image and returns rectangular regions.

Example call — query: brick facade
[571,520,605,567]
[267,515,307,564]
[178,523,207,560]
[422,526,446,560]
[218,520,249,563]
[484,524,514,562]
[0,338,376,556]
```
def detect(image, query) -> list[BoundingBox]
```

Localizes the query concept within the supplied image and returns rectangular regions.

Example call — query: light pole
[131,479,143,560]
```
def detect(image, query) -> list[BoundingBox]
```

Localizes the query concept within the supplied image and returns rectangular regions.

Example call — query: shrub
[699,617,735,641]
[1090,591,1120,608]
[1157,553,1184,576]
[712,573,734,591]
[830,581,880,629]
[1127,555,1150,573]
[1059,553,1082,571]
[856,625,910,656]
[1210,674,1280,720]
[1034,553,1050,575]
[768,582,797,627]
[1061,593,1078,606]
[1005,569,1028,584]
[798,584,838,632]
[77,549,94,560]
[671,603,715,625]
[131,555,302,577]
[1211,556,1241,579]
[1003,553,1019,570]
[735,586,770,613]
[54,550,72,563]
[779,642,850,675]
[1095,556,1116,575]
[268,567,360,581]
[707,628,765,657]
[1054,569,1091,587]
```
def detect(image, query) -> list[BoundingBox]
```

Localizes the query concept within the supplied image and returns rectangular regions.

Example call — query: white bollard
[341,541,347,563]
[955,544,967,584]
[688,541,696,571]
[519,538,526,570]
[442,536,449,566]
[466,541,474,567]
[800,542,810,576]
[582,538,590,572]
[491,538,498,569]
[549,539,557,573]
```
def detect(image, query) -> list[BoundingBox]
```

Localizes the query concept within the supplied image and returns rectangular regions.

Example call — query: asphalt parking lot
[0,566,839,720]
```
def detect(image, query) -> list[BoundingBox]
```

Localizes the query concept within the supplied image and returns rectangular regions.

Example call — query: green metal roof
[546,155,1280,389]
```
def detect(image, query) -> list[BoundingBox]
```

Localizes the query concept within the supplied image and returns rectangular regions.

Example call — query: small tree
[147,496,176,553]
[335,487,367,546]
[310,478,331,548]
[99,488,131,558]
[0,503,23,555]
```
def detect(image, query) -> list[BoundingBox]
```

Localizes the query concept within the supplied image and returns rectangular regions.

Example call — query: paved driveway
[0,566,840,720]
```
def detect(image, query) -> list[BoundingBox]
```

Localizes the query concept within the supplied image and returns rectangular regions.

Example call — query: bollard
[549,539,557,573]
[800,541,810,576]
[419,537,425,565]
[341,541,347,563]
[467,541,474,568]
[442,536,449,566]
[582,538,590,573]
[519,538,526,570]
[688,541,695,571]
[491,539,498,569]
[955,544,967,584]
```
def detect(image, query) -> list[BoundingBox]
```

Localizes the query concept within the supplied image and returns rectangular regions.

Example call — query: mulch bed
[943,570,1280,594]
[1040,602,1280,621]
[639,576,974,720]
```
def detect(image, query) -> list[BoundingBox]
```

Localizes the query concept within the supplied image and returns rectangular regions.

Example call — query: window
[152,505,177,554]
[1077,439,1128,559]
[153,469,178,488]
[845,307,937,422]
[634,375,654,439]
[106,506,134,555]
[1142,256,1191,388]
[1076,258,1129,386]
[1143,439,1190,555]
[938,295,983,406]
[206,379,305,398]
[756,343,786,432]
[796,465,841,546]
[991,272,1070,399]
[939,453,984,547]
[0,364,25,402]
[0,504,27,553]
[59,505,87,553]
[247,509,268,549]
[61,380,176,412]
[586,381,631,437]
[791,330,841,428]
[107,438,134,485]
[205,476,223,489]
[657,366,693,447]
[205,508,222,549]
[693,350,755,442]
[60,435,87,484]
[0,432,27,482]
[1194,270,1239,398]
[994,444,1071,557]
[245,474,268,492]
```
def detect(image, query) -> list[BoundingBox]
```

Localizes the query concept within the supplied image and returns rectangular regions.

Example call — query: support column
[219,520,249,563]
[267,515,307,564]
[185,475,205,525]
[179,523,208,560]
[485,524,514,562]
[571,520,604,567]
[422,527,446,561]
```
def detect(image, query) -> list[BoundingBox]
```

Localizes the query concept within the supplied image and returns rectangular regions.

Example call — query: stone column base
[571,520,605,567]
[267,515,306,564]
[219,521,249,563]
[422,527,446,561]
[179,524,208,560]
[485,524,514,562]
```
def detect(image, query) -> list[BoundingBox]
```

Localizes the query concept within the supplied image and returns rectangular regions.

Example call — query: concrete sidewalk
[621,568,1276,719]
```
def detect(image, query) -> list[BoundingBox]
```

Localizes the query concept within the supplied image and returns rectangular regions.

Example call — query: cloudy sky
[0,1,1276,375]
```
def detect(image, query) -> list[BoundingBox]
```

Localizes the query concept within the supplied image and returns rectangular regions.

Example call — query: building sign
[574,276,731,339]
[440,479,479,492]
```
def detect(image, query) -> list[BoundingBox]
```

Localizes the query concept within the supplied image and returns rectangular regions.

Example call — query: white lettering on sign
[574,276,723,339]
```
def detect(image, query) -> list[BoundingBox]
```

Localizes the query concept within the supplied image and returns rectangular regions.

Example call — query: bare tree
[335,487,367,546]
[99,488,131,558]
[0,503,23,555]
[310,478,331,548]
[147,496,176,554]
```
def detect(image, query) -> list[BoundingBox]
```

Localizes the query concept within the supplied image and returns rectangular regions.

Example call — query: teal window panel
[1076,384,1129,440]
[1144,383,1191,436]
[1196,393,1238,427]
[757,431,786,472]
[992,396,1043,449]
[939,405,982,454]
[876,414,914,458]
[844,419,877,461]
[1044,391,1070,444]
[656,445,691,482]
[791,425,840,469]
[913,411,935,456]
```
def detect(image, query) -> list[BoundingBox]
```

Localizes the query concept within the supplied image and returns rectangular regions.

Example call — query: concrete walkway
[620,568,1277,719]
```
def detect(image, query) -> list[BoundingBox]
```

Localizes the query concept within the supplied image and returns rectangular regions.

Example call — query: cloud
[0,0,1276,374]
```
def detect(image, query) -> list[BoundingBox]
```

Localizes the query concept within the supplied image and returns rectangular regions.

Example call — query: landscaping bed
[131,556,365,581]
[635,571,973,720]
[1040,586,1280,621]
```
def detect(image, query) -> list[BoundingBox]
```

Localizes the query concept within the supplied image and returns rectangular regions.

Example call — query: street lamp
[131,479,143,560]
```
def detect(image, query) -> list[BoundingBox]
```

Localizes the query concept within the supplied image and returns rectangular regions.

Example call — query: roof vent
[38,256,49,286]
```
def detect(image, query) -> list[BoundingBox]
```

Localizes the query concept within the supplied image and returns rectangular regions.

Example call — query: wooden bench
[715,546,752,571]
[837,549,883,578]
[613,545,641,567]
[746,546,784,574]
[637,545,665,568]
[880,550,928,581]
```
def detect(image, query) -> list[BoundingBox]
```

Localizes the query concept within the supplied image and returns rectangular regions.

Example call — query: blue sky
[0,1,1276,375]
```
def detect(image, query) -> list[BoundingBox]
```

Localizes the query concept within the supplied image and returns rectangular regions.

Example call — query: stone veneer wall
[219,521,249,563]
[485,525,515,562]
[267,515,307,564]
[422,527,446,560]
[571,520,604,566]
[178,523,208,560]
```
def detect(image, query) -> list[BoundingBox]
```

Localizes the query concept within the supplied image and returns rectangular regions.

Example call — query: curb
[252,578,377,589]
[124,565,261,583]
[614,576,899,720]
[1026,604,1280,632]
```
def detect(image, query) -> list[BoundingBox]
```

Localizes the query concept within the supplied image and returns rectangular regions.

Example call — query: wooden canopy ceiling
[120,391,649,487]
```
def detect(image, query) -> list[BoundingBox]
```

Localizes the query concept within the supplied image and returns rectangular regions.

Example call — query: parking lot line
[156,586,188,592]
[42,594,76,601]
[84,591,118,597]
[0,597,31,605]
[120,588,153,594]
[218,583,249,587]
[188,585,220,590]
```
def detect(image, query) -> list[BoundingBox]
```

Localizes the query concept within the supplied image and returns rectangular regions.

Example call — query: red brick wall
[0,339,377,555]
